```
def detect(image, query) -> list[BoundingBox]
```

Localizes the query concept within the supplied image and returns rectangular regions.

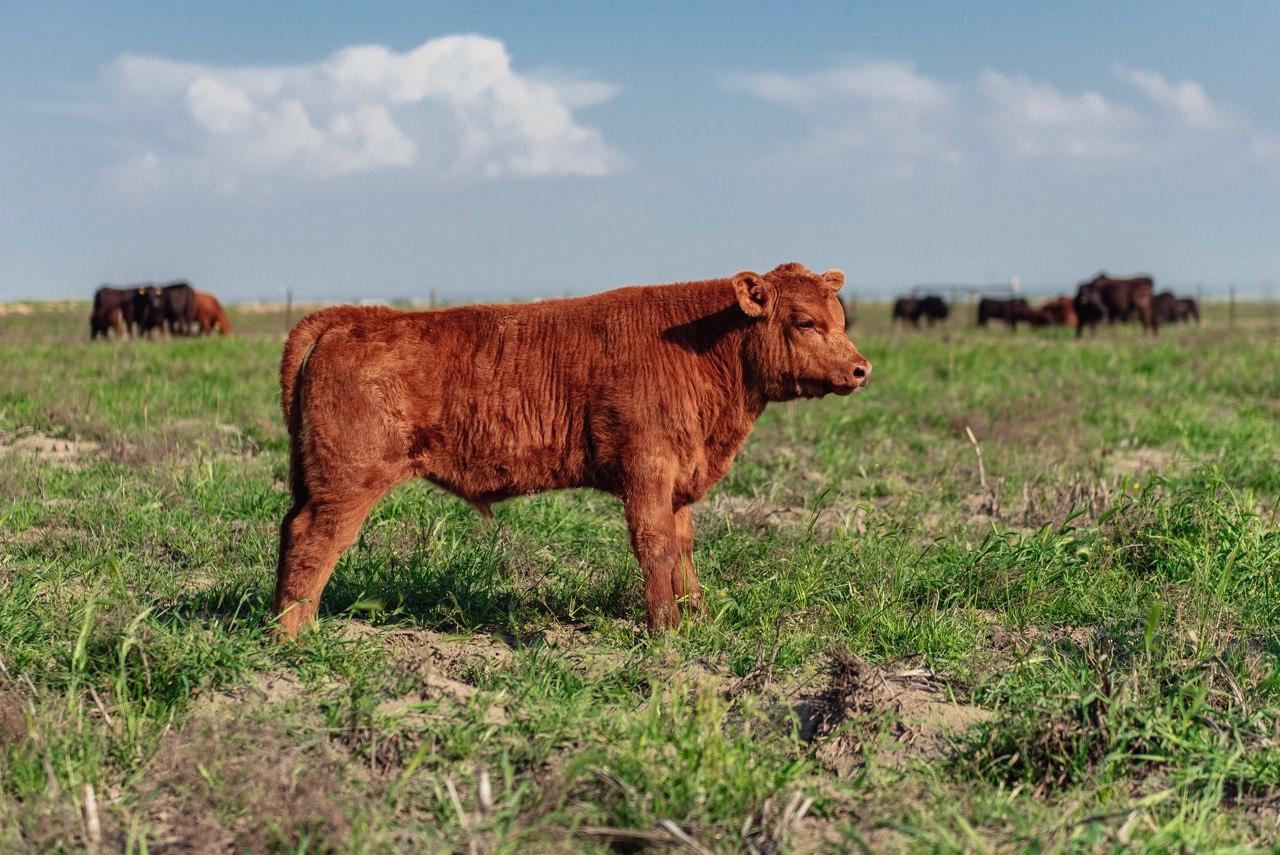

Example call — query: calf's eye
[794,319,816,330]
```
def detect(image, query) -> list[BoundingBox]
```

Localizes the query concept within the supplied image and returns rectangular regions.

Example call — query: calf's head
[734,262,872,401]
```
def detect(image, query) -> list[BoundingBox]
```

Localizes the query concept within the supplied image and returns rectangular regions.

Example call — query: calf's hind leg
[272,486,392,639]
[671,506,705,616]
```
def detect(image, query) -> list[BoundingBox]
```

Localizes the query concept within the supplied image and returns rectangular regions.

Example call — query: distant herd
[896,272,1199,336]
[90,281,230,339]
[87,270,1200,344]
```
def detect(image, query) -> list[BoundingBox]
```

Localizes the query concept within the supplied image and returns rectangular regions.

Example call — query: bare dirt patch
[208,669,311,711]
[336,619,517,676]
[703,493,869,539]
[798,652,992,775]
[1105,447,1175,479]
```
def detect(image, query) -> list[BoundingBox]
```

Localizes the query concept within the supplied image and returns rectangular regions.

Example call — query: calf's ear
[821,269,845,293]
[733,271,770,318]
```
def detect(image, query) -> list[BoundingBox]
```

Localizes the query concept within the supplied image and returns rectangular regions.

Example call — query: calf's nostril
[852,365,867,379]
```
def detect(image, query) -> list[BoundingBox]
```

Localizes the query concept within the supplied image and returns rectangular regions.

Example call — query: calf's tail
[280,307,346,435]
[279,304,399,434]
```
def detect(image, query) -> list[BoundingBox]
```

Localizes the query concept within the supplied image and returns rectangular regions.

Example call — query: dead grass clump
[962,476,1115,530]
[140,712,360,852]
[0,435,100,468]
[798,651,991,775]
[0,688,28,745]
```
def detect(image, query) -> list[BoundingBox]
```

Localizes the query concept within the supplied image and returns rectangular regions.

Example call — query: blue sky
[3,1,1279,301]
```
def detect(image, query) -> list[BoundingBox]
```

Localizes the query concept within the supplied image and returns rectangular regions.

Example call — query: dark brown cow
[1155,293,1200,325]
[89,304,125,340]
[160,281,198,335]
[892,297,920,326]
[1079,272,1158,333]
[91,285,139,338]
[1152,291,1179,324]
[1040,296,1078,328]
[273,263,872,638]
[193,291,232,335]
[1174,297,1200,324]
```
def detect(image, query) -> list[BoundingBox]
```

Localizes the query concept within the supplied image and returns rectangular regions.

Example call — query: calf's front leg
[623,459,681,631]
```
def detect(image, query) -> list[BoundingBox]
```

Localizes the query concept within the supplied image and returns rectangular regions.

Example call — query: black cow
[893,294,949,327]
[131,286,166,337]
[918,295,949,325]
[1074,282,1107,338]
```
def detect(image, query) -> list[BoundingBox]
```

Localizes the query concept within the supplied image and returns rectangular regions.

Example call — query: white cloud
[725,61,953,111]
[978,71,1138,159]
[101,35,620,194]
[1113,64,1227,130]
[726,59,1276,175]
[723,61,962,179]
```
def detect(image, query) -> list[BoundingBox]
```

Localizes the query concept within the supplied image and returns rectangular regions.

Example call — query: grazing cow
[977,297,1039,329]
[1174,297,1200,324]
[91,286,139,337]
[159,281,198,335]
[193,292,232,335]
[1155,294,1199,325]
[893,294,948,327]
[272,262,872,639]
[131,286,166,337]
[1078,272,1158,333]
[1040,296,1078,328]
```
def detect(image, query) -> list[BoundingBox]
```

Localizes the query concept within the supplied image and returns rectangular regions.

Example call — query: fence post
[285,288,293,331]
[1229,285,1236,328]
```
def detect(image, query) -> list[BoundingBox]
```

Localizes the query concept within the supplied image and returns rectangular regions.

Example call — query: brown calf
[273,263,871,638]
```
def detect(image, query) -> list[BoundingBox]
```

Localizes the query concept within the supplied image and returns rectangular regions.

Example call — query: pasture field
[2,300,1280,852]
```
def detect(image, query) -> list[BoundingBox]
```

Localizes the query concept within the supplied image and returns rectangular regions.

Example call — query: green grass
[2,301,1280,851]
